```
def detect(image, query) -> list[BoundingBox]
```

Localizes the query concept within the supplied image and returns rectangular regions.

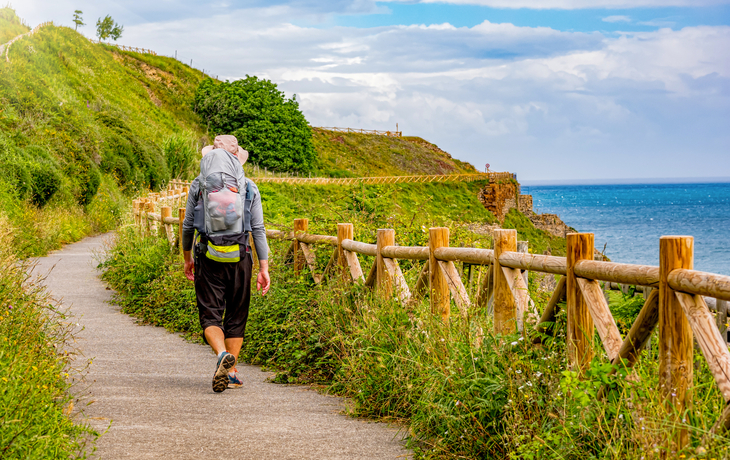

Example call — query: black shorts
[194,248,253,339]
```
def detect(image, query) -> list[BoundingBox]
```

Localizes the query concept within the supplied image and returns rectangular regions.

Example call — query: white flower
[511,341,518,346]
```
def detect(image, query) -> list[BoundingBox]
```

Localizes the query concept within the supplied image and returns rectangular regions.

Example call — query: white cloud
[602,15,631,23]
[387,0,730,9]
[10,1,730,181]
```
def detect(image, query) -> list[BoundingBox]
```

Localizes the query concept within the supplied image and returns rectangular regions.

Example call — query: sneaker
[212,352,236,393]
[228,372,243,389]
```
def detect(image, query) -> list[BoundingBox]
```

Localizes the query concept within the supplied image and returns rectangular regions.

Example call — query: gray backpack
[195,148,253,262]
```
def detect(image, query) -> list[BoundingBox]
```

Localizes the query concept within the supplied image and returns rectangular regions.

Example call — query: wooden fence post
[659,236,694,451]
[337,223,353,280]
[376,229,395,297]
[160,206,172,241]
[517,241,529,287]
[178,208,185,255]
[493,229,517,334]
[566,233,595,373]
[293,218,308,274]
[145,202,154,236]
[429,227,450,322]
[133,200,140,230]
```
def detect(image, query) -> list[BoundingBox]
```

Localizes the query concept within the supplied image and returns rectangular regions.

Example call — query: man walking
[181,135,270,393]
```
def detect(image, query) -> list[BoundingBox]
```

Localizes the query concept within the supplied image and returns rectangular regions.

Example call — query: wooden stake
[533,276,566,344]
[161,206,172,243]
[438,260,470,319]
[293,218,308,274]
[493,229,517,334]
[659,235,694,451]
[413,261,430,299]
[337,223,353,281]
[376,229,395,297]
[578,278,623,362]
[566,233,594,373]
[429,227,450,322]
[178,208,186,255]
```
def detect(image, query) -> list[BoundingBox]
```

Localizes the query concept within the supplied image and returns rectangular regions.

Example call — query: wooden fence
[2,21,53,63]
[90,40,158,56]
[316,126,402,137]
[132,183,730,449]
[169,173,514,187]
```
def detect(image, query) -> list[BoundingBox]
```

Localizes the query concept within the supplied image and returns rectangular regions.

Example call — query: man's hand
[257,260,271,295]
[184,250,195,281]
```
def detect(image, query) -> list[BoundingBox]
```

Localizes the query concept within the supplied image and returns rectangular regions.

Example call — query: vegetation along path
[33,234,410,459]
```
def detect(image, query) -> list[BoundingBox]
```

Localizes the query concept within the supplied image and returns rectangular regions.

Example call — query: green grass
[311,128,478,177]
[0,214,97,458]
[0,7,28,44]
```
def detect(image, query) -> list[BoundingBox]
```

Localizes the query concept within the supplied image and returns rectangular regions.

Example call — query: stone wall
[478,182,519,221]
[478,182,573,238]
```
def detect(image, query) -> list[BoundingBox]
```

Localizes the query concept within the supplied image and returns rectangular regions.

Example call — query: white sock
[218,351,226,358]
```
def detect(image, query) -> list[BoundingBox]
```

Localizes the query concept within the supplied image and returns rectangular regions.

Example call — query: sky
[11,0,730,182]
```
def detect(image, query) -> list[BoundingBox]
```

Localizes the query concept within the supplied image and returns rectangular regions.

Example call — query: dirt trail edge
[33,234,411,459]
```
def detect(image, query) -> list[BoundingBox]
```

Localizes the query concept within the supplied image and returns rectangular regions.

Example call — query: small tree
[96,15,123,41]
[73,10,84,31]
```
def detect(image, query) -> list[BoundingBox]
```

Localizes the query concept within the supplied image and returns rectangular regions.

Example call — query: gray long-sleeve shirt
[181,177,269,260]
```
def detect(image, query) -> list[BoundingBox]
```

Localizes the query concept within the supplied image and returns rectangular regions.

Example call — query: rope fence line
[315,127,402,137]
[2,21,53,63]
[169,173,514,187]
[90,40,158,56]
[132,181,730,447]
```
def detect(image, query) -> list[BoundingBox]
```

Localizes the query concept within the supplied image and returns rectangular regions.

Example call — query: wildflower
[1,377,7,382]
[515,369,522,374]
[511,341,518,346]
[518,337,524,341]
[535,372,542,377]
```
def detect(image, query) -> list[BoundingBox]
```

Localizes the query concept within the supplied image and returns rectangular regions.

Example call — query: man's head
[201,135,249,165]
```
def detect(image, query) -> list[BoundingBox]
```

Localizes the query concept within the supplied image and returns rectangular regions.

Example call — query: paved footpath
[33,234,411,459]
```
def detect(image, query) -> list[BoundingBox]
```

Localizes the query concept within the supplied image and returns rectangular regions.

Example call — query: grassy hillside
[311,128,478,177]
[0,8,28,43]
[0,11,208,255]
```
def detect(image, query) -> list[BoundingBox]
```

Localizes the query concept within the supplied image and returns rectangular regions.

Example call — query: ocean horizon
[522,181,730,276]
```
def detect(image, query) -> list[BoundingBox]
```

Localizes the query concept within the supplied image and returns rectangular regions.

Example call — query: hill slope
[0,8,29,44]
[0,12,208,254]
[312,128,478,177]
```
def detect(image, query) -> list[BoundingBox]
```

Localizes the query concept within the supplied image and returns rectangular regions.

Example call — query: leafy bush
[163,131,199,179]
[194,76,315,172]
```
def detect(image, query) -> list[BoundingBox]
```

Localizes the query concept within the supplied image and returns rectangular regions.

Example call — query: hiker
[181,134,270,393]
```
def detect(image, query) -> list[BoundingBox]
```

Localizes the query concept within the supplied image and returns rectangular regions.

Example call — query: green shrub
[194,76,315,172]
[163,131,198,179]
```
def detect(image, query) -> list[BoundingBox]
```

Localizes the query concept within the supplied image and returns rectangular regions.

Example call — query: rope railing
[169,173,514,187]
[130,182,730,446]
[315,126,402,137]
[90,40,158,56]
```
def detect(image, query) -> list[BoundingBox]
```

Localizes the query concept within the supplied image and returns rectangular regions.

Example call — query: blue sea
[522,182,730,276]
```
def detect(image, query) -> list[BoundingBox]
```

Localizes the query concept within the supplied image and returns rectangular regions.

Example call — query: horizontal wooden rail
[574,260,660,287]
[341,239,377,257]
[381,245,429,260]
[434,247,494,265]
[297,233,338,246]
[669,269,730,302]
[498,252,567,275]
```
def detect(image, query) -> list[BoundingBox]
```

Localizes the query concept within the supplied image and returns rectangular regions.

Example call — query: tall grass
[0,213,97,458]
[101,222,730,459]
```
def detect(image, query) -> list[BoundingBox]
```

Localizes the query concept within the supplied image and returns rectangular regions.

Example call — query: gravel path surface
[33,234,411,459]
